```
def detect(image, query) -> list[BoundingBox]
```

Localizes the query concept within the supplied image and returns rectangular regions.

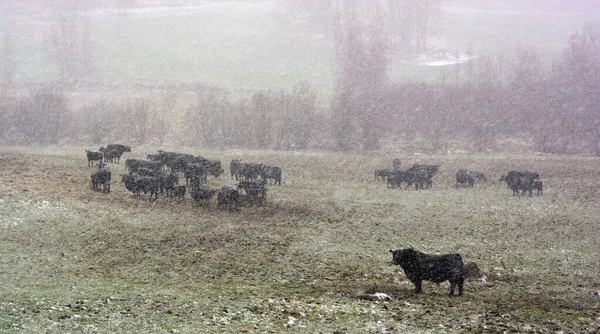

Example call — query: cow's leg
[413,280,422,293]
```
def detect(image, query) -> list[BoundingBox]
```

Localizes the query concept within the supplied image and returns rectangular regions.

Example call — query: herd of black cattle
[375,164,543,196]
[86,145,544,210]
[86,144,281,209]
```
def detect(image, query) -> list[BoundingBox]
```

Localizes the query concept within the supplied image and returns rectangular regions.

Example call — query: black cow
[375,169,390,182]
[85,150,103,166]
[469,171,487,181]
[387,171,410,189]
[241,163,263,181]
[184,164,208,188]
[125,159,162,174]
[238,180,267,205]
[456,169,475,188]
[190,187,217,207]
[91,165,111,193]
[217,185,240,210]
[201,160,224,179]
[501,171,518,189]
[102,144,131,163]
[504,171,540,196]
[121,173,159,200]
[406,164,439,189]
[261,165,281,185]
[156,151,195,172]
[390,248,465,295]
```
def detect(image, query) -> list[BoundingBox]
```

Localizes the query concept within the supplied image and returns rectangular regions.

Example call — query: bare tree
[1,20,17,92]
[19,87,71,144]
[251,90,274,148]
[82,98,118,144]
[333,12,389,151]
[553,24,600,154]
[125,98,150,145]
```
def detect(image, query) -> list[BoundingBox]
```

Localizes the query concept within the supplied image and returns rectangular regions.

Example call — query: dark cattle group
[376,158,543,197]
[501,171,542,197]
[100,144,131,163]
[84,146,280,209]
[230,160,282,185]
[385,164,440,190]
[83,148,555,298]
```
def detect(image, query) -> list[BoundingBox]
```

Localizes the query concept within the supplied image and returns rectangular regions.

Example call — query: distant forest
[0,1,599,155]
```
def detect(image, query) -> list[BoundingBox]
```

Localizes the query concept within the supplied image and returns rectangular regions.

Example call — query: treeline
[331,23,600,154]
[0,25,599,154]
[0,83,329,150]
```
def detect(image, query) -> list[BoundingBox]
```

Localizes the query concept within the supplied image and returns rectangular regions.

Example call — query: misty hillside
[1,2,598,93]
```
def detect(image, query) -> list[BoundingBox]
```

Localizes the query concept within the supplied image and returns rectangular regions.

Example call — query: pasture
[0,146,599,332]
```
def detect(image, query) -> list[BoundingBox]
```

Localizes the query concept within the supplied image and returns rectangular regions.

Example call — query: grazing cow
[103,144,131,163]
[261,165,282,185]
[406,164,439,189]
[155,151,195,172]
[190,187,217,207]
[217,185,240,210]
[125,159,162,174]
[387,171,410,189]
[238,180,267,205]
[121,173,159,200]
[91,165,111,193]
[456,169,475,188]
[501,171,519,189]
[240,163,263,181]
[133,167,159,177]
[532,180,543,196]
[505,171,540,196]
[390,248,465,295]
[375,169,390,182]
[469,171,487,182]
[201,160,224,179]
[85,150,103,166]
[185,164,208,188]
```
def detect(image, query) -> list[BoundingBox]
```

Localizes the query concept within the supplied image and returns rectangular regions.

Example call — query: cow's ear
[389,249,393,253]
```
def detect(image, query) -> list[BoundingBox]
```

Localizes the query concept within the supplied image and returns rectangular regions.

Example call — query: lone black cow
[390,248,465,296]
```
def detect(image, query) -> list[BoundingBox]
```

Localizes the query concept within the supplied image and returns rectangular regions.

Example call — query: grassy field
[3,3,599,93]
[0,146,599,332]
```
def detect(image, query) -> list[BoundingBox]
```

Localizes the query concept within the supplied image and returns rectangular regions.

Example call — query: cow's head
[390,248,416,265]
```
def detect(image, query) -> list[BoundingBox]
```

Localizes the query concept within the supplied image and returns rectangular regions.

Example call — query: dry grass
[0,146,599,333]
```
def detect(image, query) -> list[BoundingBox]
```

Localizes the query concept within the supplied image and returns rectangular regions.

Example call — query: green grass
[0,146,599,332]
[2,3,598,93]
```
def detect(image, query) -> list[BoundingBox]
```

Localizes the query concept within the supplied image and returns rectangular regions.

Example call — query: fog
[0,0,599,154]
